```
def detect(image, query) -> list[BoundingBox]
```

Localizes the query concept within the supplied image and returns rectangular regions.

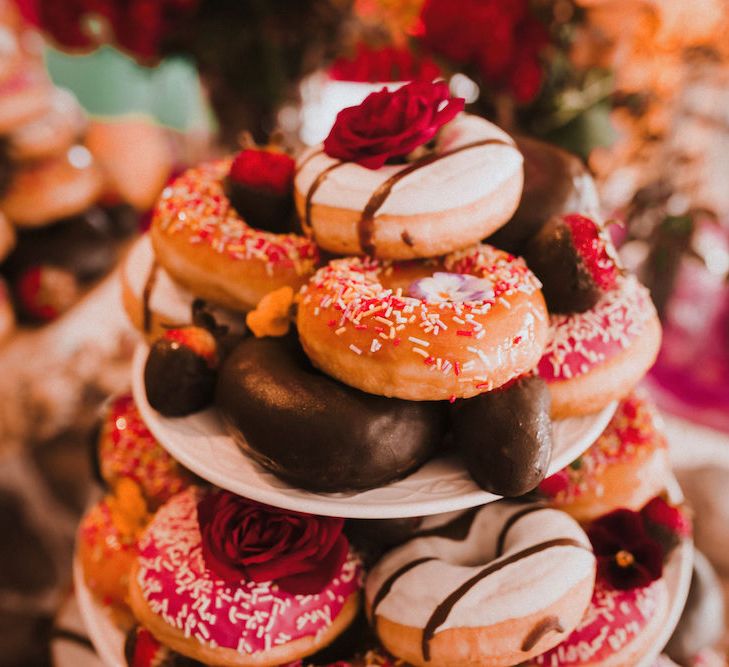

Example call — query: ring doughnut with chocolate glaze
[295,114,523,259]
[538,275,662,419]
[297,243,548,401]
[486,136,600,255]
[121,235,246,341]
[215,334,447,492]
[150,160,319,312]
[129,488,363,667]
[365,501,595,667]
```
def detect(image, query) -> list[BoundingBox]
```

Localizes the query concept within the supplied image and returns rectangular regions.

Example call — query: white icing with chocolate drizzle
[366,502,594,634]
[295,114,522,217]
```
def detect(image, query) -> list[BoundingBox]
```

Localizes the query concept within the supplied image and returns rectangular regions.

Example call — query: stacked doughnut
[0,4,127,332]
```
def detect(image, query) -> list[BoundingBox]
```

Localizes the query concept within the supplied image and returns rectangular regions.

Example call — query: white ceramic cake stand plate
[132,343,615,518]
[73,558,126,667]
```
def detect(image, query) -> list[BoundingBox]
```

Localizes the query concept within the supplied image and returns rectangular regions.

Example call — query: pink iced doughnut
[537,275,662,418]
[531,576,669,666]
[129,489,362,666]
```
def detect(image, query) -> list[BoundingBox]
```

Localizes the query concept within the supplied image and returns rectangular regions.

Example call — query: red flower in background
[15,0,198,64]
[416,0,549,103]
[330,43,441,83]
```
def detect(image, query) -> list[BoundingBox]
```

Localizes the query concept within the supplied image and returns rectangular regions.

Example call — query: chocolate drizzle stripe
[295,148,324,176]
[371,557,434,616]
[50,628,95,651]
[409,506,481,542]
[496,504,548,557]
[142,260,159,333]
[420,537,589,661]
[304,161,347,235]
[357,138,511,256]
[521,615,564,652]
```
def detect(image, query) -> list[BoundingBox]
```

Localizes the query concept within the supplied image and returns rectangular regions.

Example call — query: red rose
[587,508,664,590]
[417,0,548,103]
[197,491,349,595]
[323,80,464,169]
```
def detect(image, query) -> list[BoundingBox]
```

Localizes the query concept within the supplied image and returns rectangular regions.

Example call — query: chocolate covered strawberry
[144,326,219,417]
[524,213,621,313]
[225,146,296,234]
[15,265,79,322]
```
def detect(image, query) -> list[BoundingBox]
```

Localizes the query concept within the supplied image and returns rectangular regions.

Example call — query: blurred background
[0,0,727,665]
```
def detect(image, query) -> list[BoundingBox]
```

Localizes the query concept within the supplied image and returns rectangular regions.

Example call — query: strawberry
[163,326,218,367]
[226,148,296,234]
[15,265,79,322]
[145,326,219,417]
[524,213,621,313]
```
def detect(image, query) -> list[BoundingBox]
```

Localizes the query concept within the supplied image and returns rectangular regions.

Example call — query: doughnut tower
[75,81,694,667]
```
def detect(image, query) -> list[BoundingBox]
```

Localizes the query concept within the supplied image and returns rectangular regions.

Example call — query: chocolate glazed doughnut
[486,136,600,255]
[215,335,448,492]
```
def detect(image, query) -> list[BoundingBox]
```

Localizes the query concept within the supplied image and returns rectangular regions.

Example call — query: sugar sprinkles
[136,489,362,655]
[154,160,319,274]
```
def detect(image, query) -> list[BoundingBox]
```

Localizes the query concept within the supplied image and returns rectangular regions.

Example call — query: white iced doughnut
[294,113,523,259]
[366,502,596,667]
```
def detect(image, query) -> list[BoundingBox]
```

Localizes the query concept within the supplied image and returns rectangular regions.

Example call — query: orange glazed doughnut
[150,160,320,312]
[540,391,670,522]
[297,243,548,400]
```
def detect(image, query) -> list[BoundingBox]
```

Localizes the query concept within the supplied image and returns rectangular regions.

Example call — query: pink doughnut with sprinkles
[530,576,670,666]
[129,489,362,667]
[538,275,662,418]
[540,391,670,522]
[98,393,194,509]
[150,160,319,312]
[296,243,549,401]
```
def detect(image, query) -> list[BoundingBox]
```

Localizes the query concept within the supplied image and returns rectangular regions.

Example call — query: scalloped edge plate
[132,343,616,518]
[73,475,692,667]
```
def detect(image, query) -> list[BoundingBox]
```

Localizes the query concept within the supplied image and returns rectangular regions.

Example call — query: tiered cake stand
[72,343,694,666]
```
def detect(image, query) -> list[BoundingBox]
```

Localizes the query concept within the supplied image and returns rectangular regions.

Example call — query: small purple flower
[408,272,495,303]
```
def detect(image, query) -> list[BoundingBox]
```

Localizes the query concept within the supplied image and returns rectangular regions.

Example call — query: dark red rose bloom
[197,491,349,595]
[229,149,295,196]
[18,0,198,64]
[640,496,691,554]
[330,43,441,83]
[323,80,464,169]
[587,508,665,590]
[417,0,549,103]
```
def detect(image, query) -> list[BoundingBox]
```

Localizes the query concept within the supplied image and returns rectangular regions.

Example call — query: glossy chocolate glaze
[1,207,118,281]
[486,136,594,255]
[224,176,296,235]
[215,335,447,492]
[665,550,725,664]
[524,215,601,313]
[144,340,217,417]
[450,375,553,497]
